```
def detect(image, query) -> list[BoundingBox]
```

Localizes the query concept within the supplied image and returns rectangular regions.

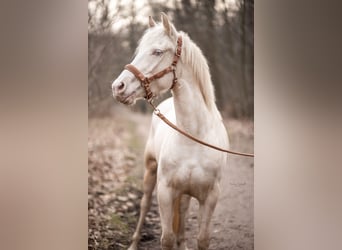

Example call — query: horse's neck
[171,66,218,137]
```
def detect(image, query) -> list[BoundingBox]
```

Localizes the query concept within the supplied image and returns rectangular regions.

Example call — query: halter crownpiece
[124,36,183,101]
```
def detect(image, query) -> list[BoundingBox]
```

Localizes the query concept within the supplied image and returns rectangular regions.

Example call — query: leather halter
[124,35,254,158]
[124,36,183,101]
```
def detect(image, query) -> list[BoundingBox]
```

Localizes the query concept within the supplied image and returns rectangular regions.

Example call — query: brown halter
[124,36,183,101]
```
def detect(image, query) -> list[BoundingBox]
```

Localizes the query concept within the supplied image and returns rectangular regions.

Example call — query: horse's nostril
[113,81,126,94]
[118,81,125,91]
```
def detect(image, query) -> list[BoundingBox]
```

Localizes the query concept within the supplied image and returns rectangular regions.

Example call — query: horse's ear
[161,12,177,38]
[148,15,156,28]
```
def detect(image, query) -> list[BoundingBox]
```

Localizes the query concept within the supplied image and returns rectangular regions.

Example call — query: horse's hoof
[127,243,137,250]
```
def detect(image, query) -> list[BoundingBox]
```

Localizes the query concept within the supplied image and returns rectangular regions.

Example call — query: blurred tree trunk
[221,1,237,116]
[246,0,254,118]
[129,2,137,52]
[240,0,247,116]
[201,0,224,109]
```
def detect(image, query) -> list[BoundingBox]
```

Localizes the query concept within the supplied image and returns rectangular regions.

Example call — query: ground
[88,104,254,250]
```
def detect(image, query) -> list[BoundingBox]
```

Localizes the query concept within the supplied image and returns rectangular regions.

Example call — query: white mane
[179,31,217,110]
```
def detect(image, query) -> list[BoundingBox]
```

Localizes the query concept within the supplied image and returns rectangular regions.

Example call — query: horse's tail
[172,195,181,235]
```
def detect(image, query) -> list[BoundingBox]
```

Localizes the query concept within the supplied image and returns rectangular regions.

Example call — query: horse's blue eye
[152,49,164,56]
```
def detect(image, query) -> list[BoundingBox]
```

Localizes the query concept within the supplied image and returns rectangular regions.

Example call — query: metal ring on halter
[148,99,160,115]
[153,108,161,115]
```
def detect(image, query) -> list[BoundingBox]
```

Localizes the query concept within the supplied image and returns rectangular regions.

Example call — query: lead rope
[148,101,254,157]
[125,34,254,157]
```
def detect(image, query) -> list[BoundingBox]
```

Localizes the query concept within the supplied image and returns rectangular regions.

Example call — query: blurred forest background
[88,0,254,118]
[88,2,254,248]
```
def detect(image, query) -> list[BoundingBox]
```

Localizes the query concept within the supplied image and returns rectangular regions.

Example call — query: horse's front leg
[128,154,157,250]
[176,195,191,250]
[197,183,220,250]
[158,181,177,250]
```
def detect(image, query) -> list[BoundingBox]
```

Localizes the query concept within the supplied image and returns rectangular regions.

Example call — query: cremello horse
[112,13,229,250]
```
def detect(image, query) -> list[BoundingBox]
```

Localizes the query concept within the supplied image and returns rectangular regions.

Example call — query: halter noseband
[124,36,183,101]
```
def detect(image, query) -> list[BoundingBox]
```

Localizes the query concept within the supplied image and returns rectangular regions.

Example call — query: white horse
[112,13,229,250]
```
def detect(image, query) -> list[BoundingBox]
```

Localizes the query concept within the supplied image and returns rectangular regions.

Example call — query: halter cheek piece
[124,36,183,101]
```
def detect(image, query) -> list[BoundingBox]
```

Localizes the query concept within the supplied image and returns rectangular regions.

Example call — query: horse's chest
[158,148,223,195]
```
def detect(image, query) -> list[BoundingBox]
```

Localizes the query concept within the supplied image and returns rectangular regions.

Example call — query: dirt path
[88,105,253,250]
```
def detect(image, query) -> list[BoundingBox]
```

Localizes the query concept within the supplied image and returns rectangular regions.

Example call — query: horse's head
[112,13,180,105]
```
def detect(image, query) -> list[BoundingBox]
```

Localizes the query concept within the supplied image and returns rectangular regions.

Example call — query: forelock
[136,24,174,54]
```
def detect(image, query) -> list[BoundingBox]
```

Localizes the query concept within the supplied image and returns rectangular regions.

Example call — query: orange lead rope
[148,101,254,158]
